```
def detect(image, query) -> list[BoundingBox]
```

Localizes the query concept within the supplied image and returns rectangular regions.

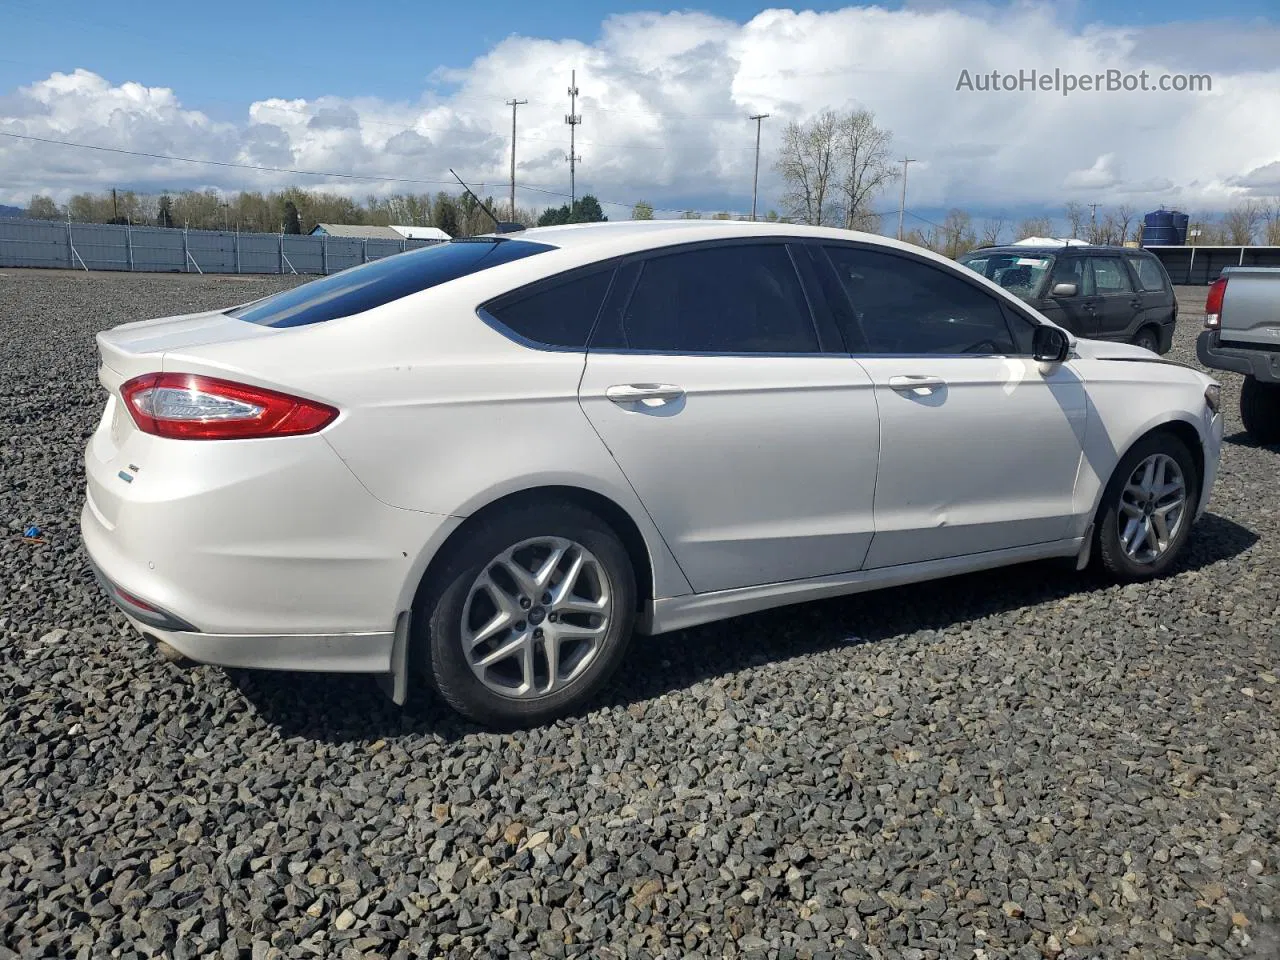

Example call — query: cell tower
[565,70,582,207]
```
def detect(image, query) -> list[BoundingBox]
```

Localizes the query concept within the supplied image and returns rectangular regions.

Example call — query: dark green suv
[958,244,1178,354]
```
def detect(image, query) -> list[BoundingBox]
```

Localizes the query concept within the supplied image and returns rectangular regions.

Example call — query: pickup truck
[1196,266,1280,443]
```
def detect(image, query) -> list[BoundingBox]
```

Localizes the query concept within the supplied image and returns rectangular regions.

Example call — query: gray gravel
[1,270,1278,960]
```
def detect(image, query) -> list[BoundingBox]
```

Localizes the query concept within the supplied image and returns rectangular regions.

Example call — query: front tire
[1240,376,1280,445]
[415,501,637,728]
[1095,431,1199,582]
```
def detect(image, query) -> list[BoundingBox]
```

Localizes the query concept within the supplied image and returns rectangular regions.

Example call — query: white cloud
[1,4,1279,221]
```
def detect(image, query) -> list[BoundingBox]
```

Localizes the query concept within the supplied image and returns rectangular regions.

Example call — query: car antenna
[449,169,525,235]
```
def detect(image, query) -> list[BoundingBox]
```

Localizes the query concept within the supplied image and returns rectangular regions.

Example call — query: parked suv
[959,244,1178,354]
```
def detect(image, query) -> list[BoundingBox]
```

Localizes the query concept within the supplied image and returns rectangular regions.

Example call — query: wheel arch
[408,484,659,620]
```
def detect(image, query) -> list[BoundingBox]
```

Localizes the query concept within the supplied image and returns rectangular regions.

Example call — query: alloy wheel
[460,537,613,698]
[1117,453,1187,564]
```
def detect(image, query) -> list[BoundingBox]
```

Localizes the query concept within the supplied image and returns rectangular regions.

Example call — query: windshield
[959,252,1055,300]
[228,238,554,328]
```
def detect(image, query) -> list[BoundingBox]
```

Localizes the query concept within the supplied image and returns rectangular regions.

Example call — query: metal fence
[0,217,439,275]
[1147,245,1280,285]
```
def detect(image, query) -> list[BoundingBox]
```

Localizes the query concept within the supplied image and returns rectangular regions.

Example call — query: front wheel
[1240,376,1280,445]
[1095,432,1199,582]
[415,501,637,728]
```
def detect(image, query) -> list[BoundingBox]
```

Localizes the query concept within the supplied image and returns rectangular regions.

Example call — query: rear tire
[1240,376,1280,445]
[1131,326,1160,354]
[1095,431,1199,582]
[414,501,636,728]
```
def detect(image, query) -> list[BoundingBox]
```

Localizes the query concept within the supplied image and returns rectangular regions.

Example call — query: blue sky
[1,0,1277,225]
[1,0,1274,113]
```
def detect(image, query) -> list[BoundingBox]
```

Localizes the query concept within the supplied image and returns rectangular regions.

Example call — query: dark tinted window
[824,245,1023,355]
[620,244,818,353]
[1128,256,1168,292]
[229,239,553,328]
[1089,257,1134,294]
[486,269,614,348]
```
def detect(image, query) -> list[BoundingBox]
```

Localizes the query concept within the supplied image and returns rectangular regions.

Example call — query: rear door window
[618,244,820,354]
[1089,257,1135,295]
[229,238,553,328]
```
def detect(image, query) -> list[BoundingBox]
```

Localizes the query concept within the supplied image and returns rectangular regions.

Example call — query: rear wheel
[1240,376,1280,445]
[1131,326,1160,354]
[1095,431,1198,582]
[414,501,636,728]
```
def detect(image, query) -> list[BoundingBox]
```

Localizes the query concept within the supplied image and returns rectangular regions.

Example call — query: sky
[1,0,1278,227]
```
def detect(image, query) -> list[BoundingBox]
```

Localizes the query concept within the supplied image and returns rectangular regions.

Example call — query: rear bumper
[1198,410,1224,521]
[80,401,462,673]
[1197,330,1280,384]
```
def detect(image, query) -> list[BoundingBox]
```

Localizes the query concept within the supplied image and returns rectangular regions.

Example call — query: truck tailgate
[1219,266,1280,348]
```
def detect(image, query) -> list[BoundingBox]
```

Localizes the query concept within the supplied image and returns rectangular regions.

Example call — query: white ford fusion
[82,221,1223,726]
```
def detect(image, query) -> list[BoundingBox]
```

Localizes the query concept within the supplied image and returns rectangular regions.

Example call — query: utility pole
[748,113,769,221]
[565,70,582,208]
[506,98,528,220]
[1088,202,1098,242]
[111,187,118,222]
[896,158,915,241]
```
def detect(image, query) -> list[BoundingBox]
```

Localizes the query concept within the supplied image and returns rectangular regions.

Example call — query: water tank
[1142,209,1183,247]
[1171,211,1190,245]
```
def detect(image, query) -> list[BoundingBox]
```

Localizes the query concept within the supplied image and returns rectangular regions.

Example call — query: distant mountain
[0,204,25,218]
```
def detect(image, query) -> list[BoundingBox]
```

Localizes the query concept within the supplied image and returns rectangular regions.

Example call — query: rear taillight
[119,373,338,440]
[1204,276,1227,329]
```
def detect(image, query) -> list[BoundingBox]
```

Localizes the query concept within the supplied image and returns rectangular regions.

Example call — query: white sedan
[82,221,1224,726]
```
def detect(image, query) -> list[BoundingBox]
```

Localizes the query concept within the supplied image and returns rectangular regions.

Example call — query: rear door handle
[888,375,946,393]
[605,383,686,404]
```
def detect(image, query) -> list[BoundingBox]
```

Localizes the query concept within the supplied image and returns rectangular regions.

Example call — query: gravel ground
[1,270,1277,960]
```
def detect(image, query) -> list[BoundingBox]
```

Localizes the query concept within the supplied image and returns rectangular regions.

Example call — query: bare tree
[1115,204,1135,244]
[941,208,977,258]
[837,109,898,231]
[1016,215,1054,240]
[1263,199,1280,246]
[1064,201,1086,239]
[979,215,1007,246]
[1223,201,1262,245]
[1096,212,1121,245]
[776,111,842,226]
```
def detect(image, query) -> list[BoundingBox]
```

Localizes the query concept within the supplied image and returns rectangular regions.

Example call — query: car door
[1088,255,1141,341]
[817,242,1088,569]
[1041,254,1101,337]
[1126,254,1176,327]
[577,240,881,594]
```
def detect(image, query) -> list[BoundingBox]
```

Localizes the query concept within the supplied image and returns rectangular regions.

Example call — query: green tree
[26,195,60,220]
[631,200,654,220]
[569,195,607,223]
[283,200,302,235]
[538,205,571,227]
[156,195,176,228]
[431,193,461,237]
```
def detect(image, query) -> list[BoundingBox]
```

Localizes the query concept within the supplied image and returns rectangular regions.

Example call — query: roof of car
[966,243,1152,256]
[485,219,937,261]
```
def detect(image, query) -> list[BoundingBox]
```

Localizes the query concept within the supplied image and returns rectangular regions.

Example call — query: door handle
[888,375,945,393]
[605,383,686,404]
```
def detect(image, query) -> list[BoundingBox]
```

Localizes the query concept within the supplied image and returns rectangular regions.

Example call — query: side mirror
[1033,325,1070,364]
[1050,281,1078,298]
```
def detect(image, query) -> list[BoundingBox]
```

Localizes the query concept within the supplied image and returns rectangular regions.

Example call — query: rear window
[228,238,554,328]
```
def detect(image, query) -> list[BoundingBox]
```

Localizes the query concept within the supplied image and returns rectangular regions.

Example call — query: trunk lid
[95,309,278,380]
